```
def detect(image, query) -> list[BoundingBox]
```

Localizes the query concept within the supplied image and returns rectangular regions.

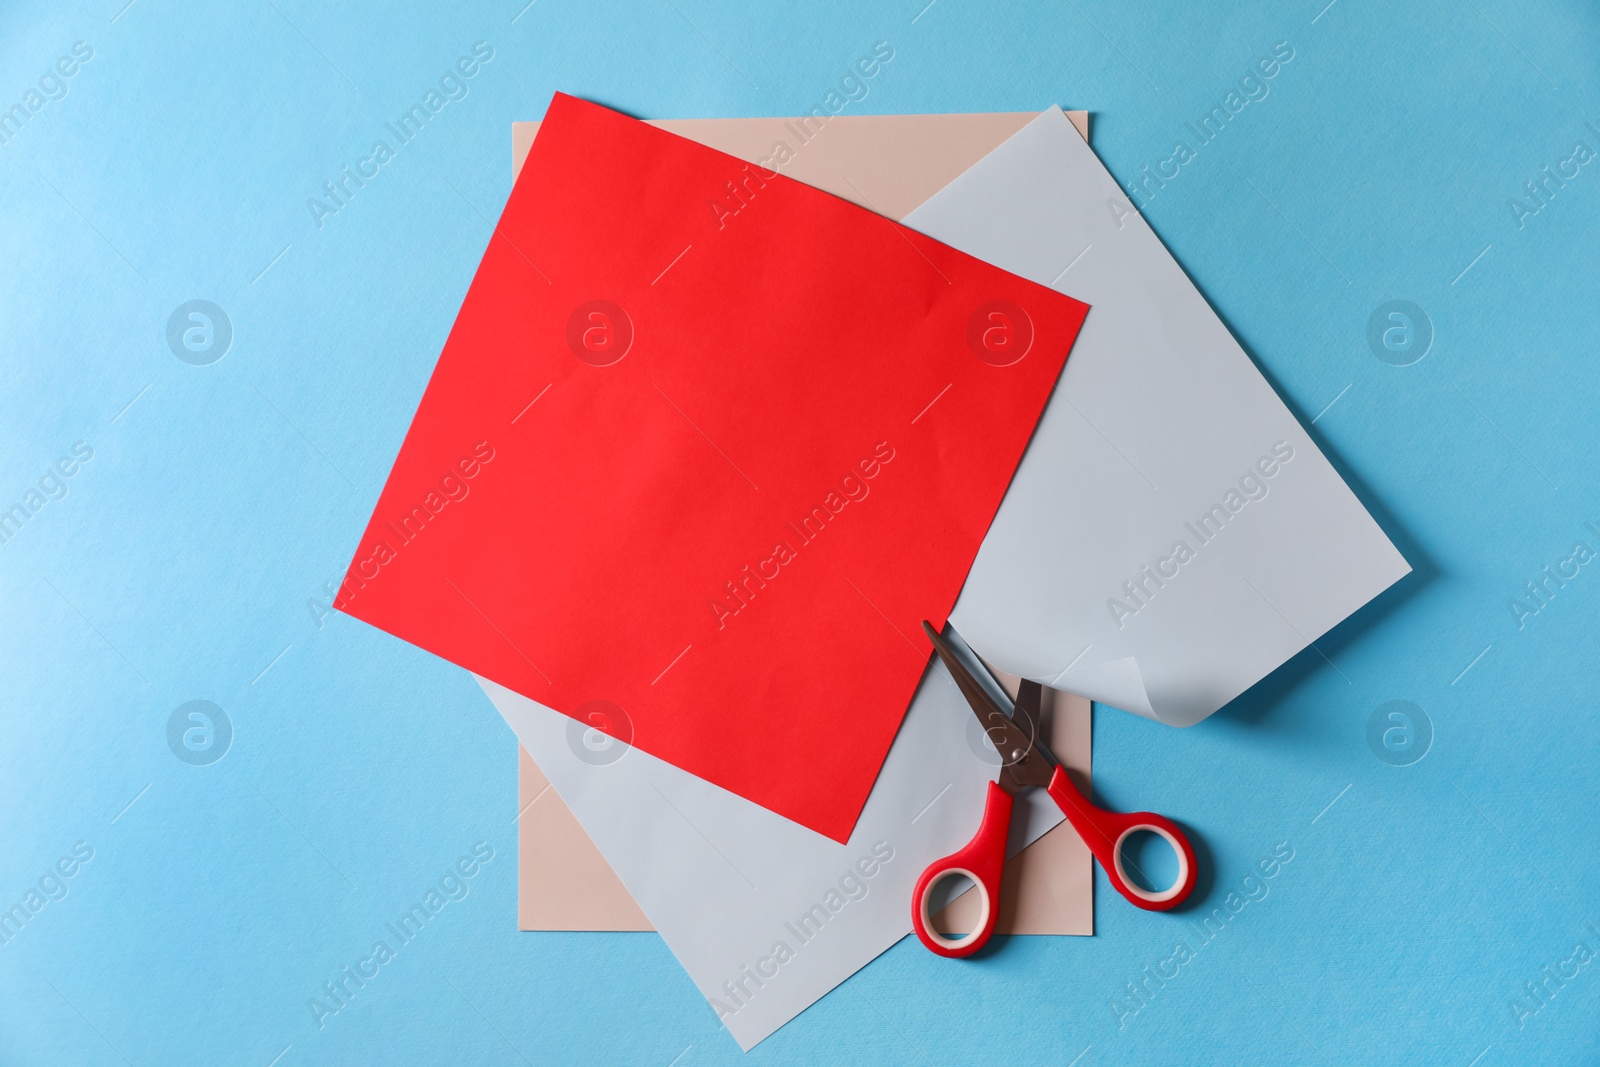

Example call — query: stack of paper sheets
[508,111,1097,943]
[339,96,1409,1049]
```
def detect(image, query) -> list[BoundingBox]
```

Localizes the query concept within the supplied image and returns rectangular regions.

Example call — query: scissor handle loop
[910,781,1012,957]
[1110,820,1192,905]
[1046,764,1197,911]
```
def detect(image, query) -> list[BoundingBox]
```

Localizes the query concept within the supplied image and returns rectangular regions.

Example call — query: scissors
[912,622,1198,957]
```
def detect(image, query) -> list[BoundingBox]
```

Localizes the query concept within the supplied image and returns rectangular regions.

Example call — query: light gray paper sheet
[492,106,1411,1049]
[911,107,1410,725]
[485,662,1063,1050]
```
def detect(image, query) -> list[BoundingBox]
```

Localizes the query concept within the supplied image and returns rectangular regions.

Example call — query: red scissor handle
[1046,764,1196,910]
[911,781,1013,957]
[912,769,1197,958]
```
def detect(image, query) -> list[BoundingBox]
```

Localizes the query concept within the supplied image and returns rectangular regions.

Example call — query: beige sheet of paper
[513,111,1093,936]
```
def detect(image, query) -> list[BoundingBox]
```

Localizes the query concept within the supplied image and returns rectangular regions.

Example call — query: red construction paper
[337,93,1088,841]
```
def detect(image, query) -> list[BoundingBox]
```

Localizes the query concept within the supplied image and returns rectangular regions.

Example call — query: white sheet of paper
[907,107,1410,725]
[484,662,1066,1050]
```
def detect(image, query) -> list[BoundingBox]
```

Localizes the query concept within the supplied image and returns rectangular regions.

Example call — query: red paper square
[337,94,1088,841]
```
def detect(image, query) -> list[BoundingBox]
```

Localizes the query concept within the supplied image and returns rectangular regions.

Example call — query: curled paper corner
[1046,656,1218,728]
[1049,655,1157,721]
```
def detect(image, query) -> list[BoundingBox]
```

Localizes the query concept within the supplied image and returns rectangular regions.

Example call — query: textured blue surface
[2,1,1598,1063]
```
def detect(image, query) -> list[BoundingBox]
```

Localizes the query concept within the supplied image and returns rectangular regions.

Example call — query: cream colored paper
[511,111,1093,937]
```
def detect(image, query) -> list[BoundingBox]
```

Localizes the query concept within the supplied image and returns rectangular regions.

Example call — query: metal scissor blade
[1006,678,1056,789]
[922,620,1009,718]
[1012,678,1045,743]
[921,621,1057,792]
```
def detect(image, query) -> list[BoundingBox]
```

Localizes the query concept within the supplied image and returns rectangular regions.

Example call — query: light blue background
[2,0,1598,1063]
